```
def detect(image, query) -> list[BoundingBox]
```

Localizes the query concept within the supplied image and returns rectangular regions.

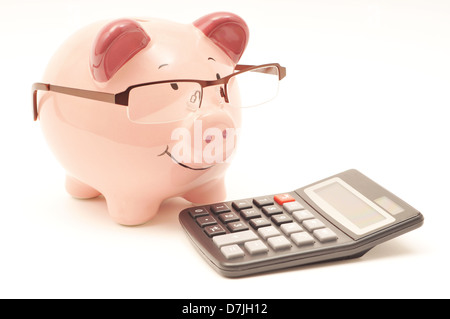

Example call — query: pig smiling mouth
[158,145,214,171]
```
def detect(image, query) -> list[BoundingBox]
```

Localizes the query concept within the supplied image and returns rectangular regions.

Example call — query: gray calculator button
[244,240,269,255]
[196,215,217,227]
[262,205,283,216]
[227,221,249,232]
[283,201,305,214]
[302,219,326,232]
[291,232,315,247]
[210,203,231,214]
[232,200,253,211]
[271,214,293,226]
[219,212,240,223]
[253,197,274,207]
[267,236,292,251]
[280,222,303,236]
[204,224,226,237]
[249,218,271,229]
[213,230,258,248]
[221,244,245,259]
[313,228,338,243]
[240,208,261,220]
[189,208,209,218]
[292,210,315,222]
[258,226,280,240]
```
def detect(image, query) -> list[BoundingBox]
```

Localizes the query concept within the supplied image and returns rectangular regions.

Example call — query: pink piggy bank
[32,12,285,225]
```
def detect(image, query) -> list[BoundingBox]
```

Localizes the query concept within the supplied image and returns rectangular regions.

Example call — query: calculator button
[210,203,231,214]
[292,210,315,222]
[244,240,269,255]
[204,224,226,237]
[274,193,295,205]
[232,200,252,211]
[189,208,209,218]
[196,215,217,227]
[271,214,293,226]
[262,205,283,216]
[291,232,315,247]
[283,201,305,214]
[280,222,303,236]
[249,218,271,229]
[227,221,249,232]
[313,228,338,243]
[267,236,292,251]
[253,197,274,207]
[258,226,281,240]
[221,244,245,259]
[213,230,258,248]
[302,219,326,232]
[219,212,240,223]
[240,208,261,220]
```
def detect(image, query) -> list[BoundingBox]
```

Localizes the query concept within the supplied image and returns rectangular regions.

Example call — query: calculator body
[179,169,424,277]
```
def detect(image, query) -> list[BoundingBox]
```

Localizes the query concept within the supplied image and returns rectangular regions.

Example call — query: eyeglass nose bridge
[186,89,203,111]
[219,86,230,103]
[190,90,202,104]
[201,81,230,108]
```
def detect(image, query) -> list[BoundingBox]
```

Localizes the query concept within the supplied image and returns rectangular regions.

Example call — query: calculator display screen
[315,182,385,228]
[305,178,395,235]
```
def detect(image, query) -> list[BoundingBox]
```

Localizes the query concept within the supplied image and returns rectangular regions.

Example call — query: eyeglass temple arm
[32,83,116,121]
[235,64,286,80]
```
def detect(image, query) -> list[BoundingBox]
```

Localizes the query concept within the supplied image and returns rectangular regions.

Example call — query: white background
[1,0,449,299]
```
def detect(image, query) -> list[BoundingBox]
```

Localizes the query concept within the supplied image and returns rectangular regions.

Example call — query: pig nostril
[205,135,213,144]
[204,130,229,143]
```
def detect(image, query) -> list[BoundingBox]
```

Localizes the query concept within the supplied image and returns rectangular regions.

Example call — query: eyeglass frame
[32,63,286,122]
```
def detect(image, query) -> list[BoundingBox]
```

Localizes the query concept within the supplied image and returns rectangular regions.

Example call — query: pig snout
[168,111,238,169]
[195,112,238,164]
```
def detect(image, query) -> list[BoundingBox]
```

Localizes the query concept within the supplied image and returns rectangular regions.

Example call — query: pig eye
[216,73,221,80]
[170,83,179,90]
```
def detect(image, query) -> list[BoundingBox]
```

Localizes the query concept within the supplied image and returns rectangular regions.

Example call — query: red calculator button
[274,194,295,205]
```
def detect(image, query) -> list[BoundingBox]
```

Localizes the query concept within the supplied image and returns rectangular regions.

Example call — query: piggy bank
[32,12,285,225]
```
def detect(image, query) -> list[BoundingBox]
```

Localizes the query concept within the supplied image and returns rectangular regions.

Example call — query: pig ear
[194,12,249,64]
[90,19,150,82]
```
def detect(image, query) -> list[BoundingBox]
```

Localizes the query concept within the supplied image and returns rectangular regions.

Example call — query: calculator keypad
[185,194,342,260]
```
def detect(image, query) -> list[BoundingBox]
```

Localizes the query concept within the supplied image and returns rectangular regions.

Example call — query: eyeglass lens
[128,82,202,123]
[228,65,280,108]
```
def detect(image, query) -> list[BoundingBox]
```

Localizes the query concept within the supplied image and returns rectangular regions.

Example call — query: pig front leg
[66,175,101,199]
[104,193,162,226]
[182,178,226,204]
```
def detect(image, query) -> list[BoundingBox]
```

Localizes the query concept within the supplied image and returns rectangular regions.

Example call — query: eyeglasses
[32,63,286,124]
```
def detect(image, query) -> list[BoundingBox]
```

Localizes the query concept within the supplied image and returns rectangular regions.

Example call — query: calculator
[179,169,424,277]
